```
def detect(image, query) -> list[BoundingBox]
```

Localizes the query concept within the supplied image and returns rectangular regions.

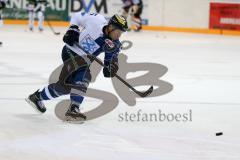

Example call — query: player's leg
[27,4,35,31]
[38,11,44,32]
[26,46,74,112]
[28,10,34,31]
[65,67,91,120]
[61,47,91,120]
[26,46,70,112]
[26,46,90,115]
[26,74,72,113]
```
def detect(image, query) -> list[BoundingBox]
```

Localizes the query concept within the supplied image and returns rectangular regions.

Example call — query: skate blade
[64,116,85,124]
[25,98,44,114]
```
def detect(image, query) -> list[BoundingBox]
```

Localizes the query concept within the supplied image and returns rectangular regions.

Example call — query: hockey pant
[40,46,92,106]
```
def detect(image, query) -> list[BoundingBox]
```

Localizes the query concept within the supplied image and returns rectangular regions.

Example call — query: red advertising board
[210,2,240,30]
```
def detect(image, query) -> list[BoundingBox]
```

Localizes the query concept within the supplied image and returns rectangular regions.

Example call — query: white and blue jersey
[66,12,122,64]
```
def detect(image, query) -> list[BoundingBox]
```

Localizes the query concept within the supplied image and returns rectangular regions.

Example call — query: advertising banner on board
[210,2,240,30]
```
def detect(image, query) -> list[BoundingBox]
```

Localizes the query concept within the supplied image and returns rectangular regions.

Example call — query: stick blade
[138,86,153,98]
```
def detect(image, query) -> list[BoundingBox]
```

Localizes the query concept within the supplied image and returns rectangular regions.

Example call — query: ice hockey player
[27,0,36,31]
[122,0,143,31]
[0,0,7,46]
[27,0,48,31]
[26,12,128,121]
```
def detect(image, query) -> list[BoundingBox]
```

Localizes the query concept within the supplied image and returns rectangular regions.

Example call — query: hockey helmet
[108,14,128,32]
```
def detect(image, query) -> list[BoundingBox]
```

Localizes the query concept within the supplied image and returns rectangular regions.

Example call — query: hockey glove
[63,25,80,46]
[103,59,119,78]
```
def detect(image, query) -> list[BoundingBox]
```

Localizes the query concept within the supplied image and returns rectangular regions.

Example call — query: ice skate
[65,103,86,122]
[25,90,46,113]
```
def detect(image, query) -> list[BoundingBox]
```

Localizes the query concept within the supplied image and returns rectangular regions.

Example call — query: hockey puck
[216,132,223,136]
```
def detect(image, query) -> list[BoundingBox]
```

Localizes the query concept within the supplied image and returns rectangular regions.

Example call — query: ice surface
[0,25,240,160]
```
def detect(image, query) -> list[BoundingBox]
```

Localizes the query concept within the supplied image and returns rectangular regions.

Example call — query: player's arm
[103,41,122,78]
[63,12,89,46]
[103,53,119,78]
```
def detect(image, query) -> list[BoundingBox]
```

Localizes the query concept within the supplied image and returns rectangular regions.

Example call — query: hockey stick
[45,19,60,35]
[75,43,153,97]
